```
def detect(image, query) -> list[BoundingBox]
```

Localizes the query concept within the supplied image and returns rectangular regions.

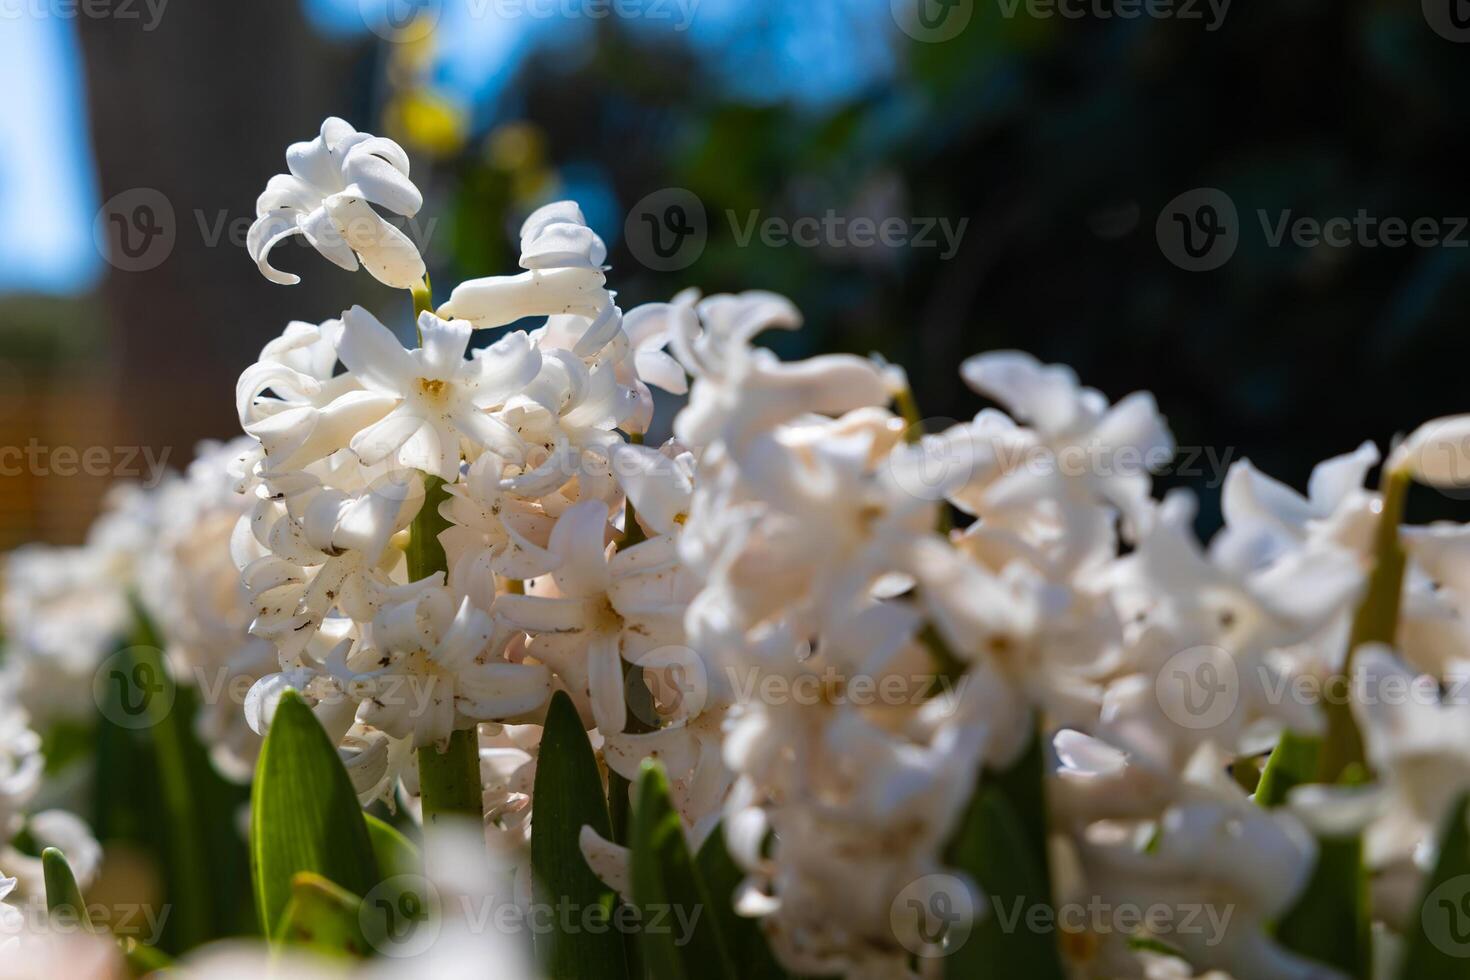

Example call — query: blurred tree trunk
[76,0,365,468]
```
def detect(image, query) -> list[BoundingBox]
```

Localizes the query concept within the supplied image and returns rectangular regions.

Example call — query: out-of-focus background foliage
[3,0,1469,546]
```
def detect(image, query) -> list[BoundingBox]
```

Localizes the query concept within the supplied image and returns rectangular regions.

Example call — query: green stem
[894,383,924,443]
[893,382,953,536]
[406,466,482,825]
[411,274,434,340]
[417,729,483,825]
[1317,465,1410,784]
[406,474,452,583]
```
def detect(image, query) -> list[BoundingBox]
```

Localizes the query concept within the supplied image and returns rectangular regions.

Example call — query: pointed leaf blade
[530,690,628,980]
[1399,793,1470,979]
[251,689,378,939]
[631,760,737,980]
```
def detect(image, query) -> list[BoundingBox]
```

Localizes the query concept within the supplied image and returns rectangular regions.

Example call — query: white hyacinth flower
[247,116,426,289]
[334,306,543,482]
[437,201,611,329]
[496,500,693,735]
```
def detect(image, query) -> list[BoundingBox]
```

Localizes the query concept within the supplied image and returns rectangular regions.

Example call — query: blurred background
[4,0,1470,547]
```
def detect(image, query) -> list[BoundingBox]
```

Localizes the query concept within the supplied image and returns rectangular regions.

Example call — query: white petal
[300,204,360,272]
[960,350,1083,434]
[587,633,626,735]
[634,348,688,395]
[340,306,417,394]
[578,826,633,902]
[469,330,542,408]
[247,214,305,285]
[549,501,612,598]
[458,662,552,720]
[417,313,472,379]
[342,141,423,216]
[323,194,426,290]
[1396,415,1470,487]
[436,267,608,329]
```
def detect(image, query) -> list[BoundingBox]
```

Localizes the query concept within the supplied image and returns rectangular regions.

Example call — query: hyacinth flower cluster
[8,118,1470,980]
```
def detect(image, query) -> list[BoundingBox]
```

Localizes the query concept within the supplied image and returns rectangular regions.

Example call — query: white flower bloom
[238,461,427,661]
[0,711,42,844]
[437,201,611,329]
[139,438,276,780]
[237,318,390,475]
[1103,489,1365,770]
[1212,443,1381,576]
[670,291,890,451]
[1398,522,1470,678]
[494,350,638,501]
[955,350,1174,563]
[344,587,552,749]
[335,306,542,482]
[247,117,426,289]
[1,539,134,725]
[610,441,694,538]
[1350,645,1470,874]
[1069,745,1324,980]
[440,453,559,609]
[615,296,694,432]
[680,411,931,641]
[497,501,691,734]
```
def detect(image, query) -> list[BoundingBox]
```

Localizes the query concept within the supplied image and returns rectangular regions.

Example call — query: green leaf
[631,760,737,980]
[695,824,787,979]
[1398,792,1470,979]
[251,689,378,939]
[365,812,421,880]
[42,847,92,928]
[531,691,628,980]
[943,784,1064,979]
[275,872,370,959]
[120,607,215,948]
[1255,731,1320,808]
[1276,832,1371,979]
[983,730,1052,876]
[941,731,1063,978]
[118,936,173,975]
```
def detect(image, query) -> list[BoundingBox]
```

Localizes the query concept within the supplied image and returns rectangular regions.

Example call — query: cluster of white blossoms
[212,118,1470,977]
[11,115,1470,980]
[0,435,278,920]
